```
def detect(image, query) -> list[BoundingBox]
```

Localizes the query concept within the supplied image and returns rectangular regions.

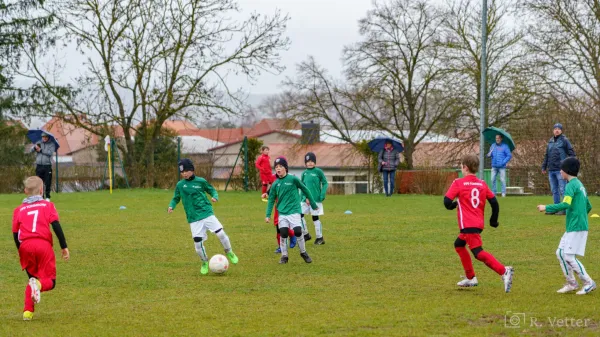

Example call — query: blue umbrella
[27,129,60,150]
[367,137,404,153]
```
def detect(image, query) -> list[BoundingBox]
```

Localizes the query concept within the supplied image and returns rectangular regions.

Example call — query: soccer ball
[209,254,229,274]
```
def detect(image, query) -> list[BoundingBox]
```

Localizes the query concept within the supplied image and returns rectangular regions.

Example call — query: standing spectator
[378,140,400,197]
[487,134,512,197]
[31,133,56,201]
[542,123,576,215]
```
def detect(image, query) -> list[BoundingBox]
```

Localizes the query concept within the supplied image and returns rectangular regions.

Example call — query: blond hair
[461,154,479,174]
[24,176,44,196]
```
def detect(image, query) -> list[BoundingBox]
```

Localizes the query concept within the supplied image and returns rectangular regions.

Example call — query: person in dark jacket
[30,133,56,201]
[542,123,576,215]
[487,135,512,197]
[378,141,400,197]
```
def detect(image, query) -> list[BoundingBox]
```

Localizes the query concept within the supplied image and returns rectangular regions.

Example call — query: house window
[330,176,345,194]
[355,175,368,194]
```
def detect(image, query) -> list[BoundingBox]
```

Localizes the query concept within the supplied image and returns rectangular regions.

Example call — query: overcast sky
[235,0,373,95]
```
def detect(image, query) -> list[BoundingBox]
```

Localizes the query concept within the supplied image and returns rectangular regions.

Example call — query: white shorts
[189,215,223,241]
[301,202,324,216]
[558,231,588,256]
[278,214,302,229]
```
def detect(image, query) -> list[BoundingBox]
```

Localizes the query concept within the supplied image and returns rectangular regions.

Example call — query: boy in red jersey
[444,155,514,292]
[12,176,69,320]
[256,146,275,200]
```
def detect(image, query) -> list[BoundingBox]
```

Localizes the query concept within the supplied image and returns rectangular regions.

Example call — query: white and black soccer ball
[209,254,229,274]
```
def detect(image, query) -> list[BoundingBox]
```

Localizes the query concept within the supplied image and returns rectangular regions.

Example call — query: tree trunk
[403,142,414,170]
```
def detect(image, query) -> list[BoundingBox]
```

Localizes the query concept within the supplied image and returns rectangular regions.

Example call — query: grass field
[1,190,600,336]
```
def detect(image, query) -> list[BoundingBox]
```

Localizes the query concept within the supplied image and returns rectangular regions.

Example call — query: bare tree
[523,0,600,111]
[20,0,289,186]
[281,0,455,169]
[441,0,535,138]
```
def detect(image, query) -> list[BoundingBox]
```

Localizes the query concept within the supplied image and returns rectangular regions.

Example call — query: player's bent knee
[293,226,303,237]
[454,238,467,248]
[279,228,289,238]
[471,247,483,258]
[193,236,203,243]
[312,215,319,221]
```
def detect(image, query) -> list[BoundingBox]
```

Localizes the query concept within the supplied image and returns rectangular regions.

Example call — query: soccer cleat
[314,237,325,245]
[262,198,268,202]
[576,281,597,295]
[45,198,51,202]
[545,212,556,215]
[557,282,579,293]
[29,278,41,304]
[457,276,478,287]
[300,252,312,263]
[501,193,506,197]
[201,261,209,275]
[555,211,566,216]
[274,247,281,254]
[23,311,34,321]
[502,266,514,293]
[289,235,297,249]
[279,255,289,264]
[304,233,312,242]
[226,251,239,265]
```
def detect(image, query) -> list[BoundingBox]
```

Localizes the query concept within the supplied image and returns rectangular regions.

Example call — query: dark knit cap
[274,157,288,171]
[561,157,580,177]
[553,123,563,130]
[179,158,195,172]
[305,152,316,164]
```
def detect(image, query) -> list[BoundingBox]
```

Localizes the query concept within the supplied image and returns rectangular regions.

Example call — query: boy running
[537,157,596,294]
[168,158,239,275]
[265,157,319,264]
[12,176,70,321]
[300,152,329,244]
[444,155,514,292]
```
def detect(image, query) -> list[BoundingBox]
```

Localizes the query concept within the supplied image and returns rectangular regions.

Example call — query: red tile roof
[42,117,99,156]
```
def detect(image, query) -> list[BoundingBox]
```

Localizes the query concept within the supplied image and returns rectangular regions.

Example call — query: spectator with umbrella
[483,127,515,198]
[27,130,59,201]
[368,137,403,197]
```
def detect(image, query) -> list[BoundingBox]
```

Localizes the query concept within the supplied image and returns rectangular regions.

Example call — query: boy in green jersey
[265,157,319,264]
[537,157,596,295]
[300,152,329,245]
[168,159,238,275]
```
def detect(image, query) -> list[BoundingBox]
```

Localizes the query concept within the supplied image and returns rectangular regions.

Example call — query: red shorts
[457,233,483,249]
[18,239,56,279]
[261,174,275,185]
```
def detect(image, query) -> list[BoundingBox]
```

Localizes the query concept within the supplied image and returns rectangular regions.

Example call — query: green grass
[1,190,600,336]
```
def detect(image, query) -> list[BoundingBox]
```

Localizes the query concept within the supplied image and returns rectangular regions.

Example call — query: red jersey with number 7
[12,200,60,246]
[445,175,495,230]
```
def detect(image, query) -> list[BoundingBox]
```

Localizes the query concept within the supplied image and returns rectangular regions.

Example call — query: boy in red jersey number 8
[12,176,69,321]
[444,155,514,292]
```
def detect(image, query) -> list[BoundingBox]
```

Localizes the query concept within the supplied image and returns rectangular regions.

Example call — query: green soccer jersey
[300,167,329,203]
[546,178,592,232]
[266,173,318,217]
[169,176,218,223]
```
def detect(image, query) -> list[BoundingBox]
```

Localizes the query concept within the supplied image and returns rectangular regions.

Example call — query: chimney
[301,121,320,145]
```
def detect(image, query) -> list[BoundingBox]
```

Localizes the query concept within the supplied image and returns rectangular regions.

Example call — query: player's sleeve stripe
[563,196,572,205]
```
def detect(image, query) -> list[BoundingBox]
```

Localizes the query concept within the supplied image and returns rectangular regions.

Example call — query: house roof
[207,130,301,151]
[179,136,224,154]
[41,117,99,156]
[162,120,199,133]
[179,119,299,143]
[284,129,462,144]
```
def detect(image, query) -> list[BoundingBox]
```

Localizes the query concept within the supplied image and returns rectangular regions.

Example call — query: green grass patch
[1,190,600,336]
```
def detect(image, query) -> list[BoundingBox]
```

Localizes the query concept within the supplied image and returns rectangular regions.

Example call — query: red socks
[455,247,475,279]
[475,251,506,275]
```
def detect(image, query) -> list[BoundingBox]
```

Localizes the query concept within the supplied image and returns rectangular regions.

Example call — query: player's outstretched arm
[443,196,458,210]
[13,232,20,249]
[168,185,181,211]
[51,220,68,250]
